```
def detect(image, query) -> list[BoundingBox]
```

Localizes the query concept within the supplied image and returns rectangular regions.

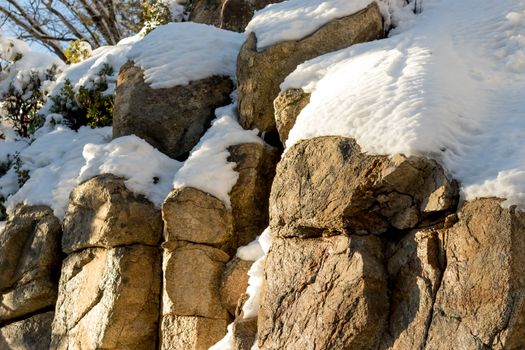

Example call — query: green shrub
[49,64,114,129]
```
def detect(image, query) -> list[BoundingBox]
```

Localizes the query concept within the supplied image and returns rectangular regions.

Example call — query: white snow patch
[5,126,112,218]
[78,135,182,207]
[172,104,263,208]
[128,22,244,88]
[283,0,525,209]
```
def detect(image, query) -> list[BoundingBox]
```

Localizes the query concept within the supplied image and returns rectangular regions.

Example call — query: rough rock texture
[273,88,311,143]
[233,317,258,350]
[227,142,279,247]
[191,0,283,32]
[270,137,458,238]
[113,62,233,159]
[237,3,383,136]
[0,311,54,350]
[160,315,229,350]
[163,187,234,248]
[259,235,388,349]
[0,205,61,322]
[383,228,445,349]
[425,199,525,350]
[220,258,253,316]
[63,174,162,254]
[51,245,161,350]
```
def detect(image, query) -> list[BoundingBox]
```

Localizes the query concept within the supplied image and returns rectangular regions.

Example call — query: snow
[128,22,244,88]
[283,0,525,209]
[78,135,182,207]
[246,0,406,50]
[4,126,112,218]
[172,103,263,208]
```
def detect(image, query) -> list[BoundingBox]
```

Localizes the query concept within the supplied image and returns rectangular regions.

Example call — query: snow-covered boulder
[237,2,383,139]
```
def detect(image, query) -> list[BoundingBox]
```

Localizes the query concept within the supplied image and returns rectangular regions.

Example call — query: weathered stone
[270,137,458,237]
[425,199,525,349]
[258,235,388,349]
[233,317,257,350]
[382,229,444,349]
[0,312,54,350]
[51,245,161,350]
[62,174,162,254]
[228,142,279,247]
[162,242,230,319]
[0,205,61,322]
[191,0,283,32]
[220,258,253,316]
[162,187,234,248]
[237,3,383,136]
[273,88,311,143]
[113,62,233,159]
[160,315,228,350]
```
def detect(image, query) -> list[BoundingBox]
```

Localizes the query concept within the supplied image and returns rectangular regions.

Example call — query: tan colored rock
[273,88,311,143]
[62,174,162,254]
[113,62,233,159]
[237,3,383,136]
[258,235,388,349]
[233,317,257,350]
[0,205,61,322]
[383,229,444,349]
[162,187,234,248]
[191,0,283,32]
[162,242,230,319]
[160,315,228,350]
[220,257,253,316]
[425,199,525,349]
[51,245,161,350]
[228,142,279,247]
[0,312,54,350]
[270,137,458,237]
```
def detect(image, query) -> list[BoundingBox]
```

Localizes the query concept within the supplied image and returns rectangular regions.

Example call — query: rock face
[62,174,162,253]
[270,137,458,238]
[113,62,233,160]
[273,88,311,143]
[0,205,62,323]
[220,258,253,316]
[237,3,383,137]
[191,0,283,32]
[0,311,54,350]
[259,235,388,349]
[52,174,162,349]
[425,199,525,349]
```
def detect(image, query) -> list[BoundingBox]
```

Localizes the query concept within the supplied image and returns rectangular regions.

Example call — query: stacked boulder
[51,175,163,349]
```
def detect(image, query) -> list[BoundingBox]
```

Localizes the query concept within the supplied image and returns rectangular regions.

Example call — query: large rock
[270,137,458,238]
[62,174,162,254]
[0,311,54,350]
[237,3,383,137]
[113,62,233,160]
[160,315,228,350]
[425,199,525,349]
[51,245,161,350]
[273,88,311,143]
[163,143,278,251]
[383,228,445,349]
[191,0,283,32]
[162,187,234,249]
[227,142,279,247]
[258,235,388,349]
[162,242,230,319]
[0,205,61,322]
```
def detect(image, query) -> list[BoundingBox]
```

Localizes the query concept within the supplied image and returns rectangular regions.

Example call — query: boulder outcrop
[237,3,384,137]
[273,88,311,143]
[0,205,61,323]
[113,62,233,160]
[0,312,54,350]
